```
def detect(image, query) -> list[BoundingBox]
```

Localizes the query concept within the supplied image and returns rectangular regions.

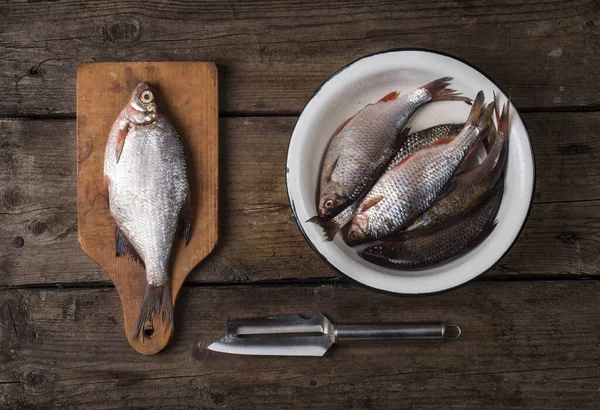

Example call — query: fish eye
[349,231,359,241]
[140,91,154,104]
[324,199,335,209]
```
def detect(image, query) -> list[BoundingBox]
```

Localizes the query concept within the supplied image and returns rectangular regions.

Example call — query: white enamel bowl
[286,49,535,295]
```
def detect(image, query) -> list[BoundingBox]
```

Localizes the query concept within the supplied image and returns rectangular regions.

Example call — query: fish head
[346,214,369,245]
[317,181,347,219]
[362,242,402,265]
[125,82,158,125]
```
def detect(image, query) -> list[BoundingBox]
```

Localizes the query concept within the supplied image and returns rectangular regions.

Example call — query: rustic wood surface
[1,0,600,116]
[2,114,600,288]
[1,283,599,409]
[1,0,600,408]
[76,62,219,354]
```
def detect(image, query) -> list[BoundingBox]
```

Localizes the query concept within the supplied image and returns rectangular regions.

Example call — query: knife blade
[207,312,460,357]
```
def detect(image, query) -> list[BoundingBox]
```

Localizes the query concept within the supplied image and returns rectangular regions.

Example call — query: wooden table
[1,1,599,408]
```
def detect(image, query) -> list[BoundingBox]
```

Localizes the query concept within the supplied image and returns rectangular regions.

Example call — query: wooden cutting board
[76,62,218,355]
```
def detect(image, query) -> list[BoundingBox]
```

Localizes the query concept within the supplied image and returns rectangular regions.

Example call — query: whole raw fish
[347,91,494,245]
[104,82,191,339]
[312,123,464,240]
[317,77,470,220]
[402,97,510,237]
[362,184,503,269]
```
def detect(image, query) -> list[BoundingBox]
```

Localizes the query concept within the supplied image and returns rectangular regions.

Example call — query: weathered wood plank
[1,282,599,409]
[1,0,599,116]
[2,113,600,287]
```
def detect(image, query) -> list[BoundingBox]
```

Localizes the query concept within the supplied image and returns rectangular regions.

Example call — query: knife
[207,312,461,356]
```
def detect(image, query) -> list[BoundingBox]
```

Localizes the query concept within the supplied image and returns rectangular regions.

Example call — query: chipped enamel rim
[286,49,535,295]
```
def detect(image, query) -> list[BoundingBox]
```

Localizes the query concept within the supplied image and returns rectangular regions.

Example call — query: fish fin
[178,190,192,246]
[134,283,173,340]
[486,118,497,151]
[465,123,491,161]
[115,226,145,268]
[430,136,455,147]
[466,91,486,126]
[393,126,412,152]
[115,121,131,163]
[360,195,384,212]
[392,153,414,170]
[314,218,341,241]
[103,175,110,209]
[455,131,488,175]
[493,91,502,125]
[468,218,499,251]
[325,156,340,183]
[379,91,401,103]
[498,99,511,136]
[437,179,457,201]
[422,77,472,103]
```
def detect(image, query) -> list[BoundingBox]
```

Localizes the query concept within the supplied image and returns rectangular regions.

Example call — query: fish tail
[134,283,173,340]
[422,77,472,103]
[497,99,511,136]
[466,91,486,126]
[308,215,340,241]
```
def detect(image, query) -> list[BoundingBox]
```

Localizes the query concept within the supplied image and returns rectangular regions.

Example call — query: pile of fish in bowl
[309,78,509,270]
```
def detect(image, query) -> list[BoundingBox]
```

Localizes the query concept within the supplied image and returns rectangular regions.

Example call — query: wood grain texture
[1,282,599,409]
[76,62,218,354]
[1,0,600,117]
[2,113,600,287]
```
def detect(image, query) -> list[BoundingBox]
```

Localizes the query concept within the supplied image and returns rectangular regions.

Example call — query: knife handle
[334,323,460,342]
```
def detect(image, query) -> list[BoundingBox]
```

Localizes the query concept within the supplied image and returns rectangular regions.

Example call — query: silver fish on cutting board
[104,82,191,339]
[401,97,510,237]
[362,183,503,269]
[316,77,471,221]
[311,123,465,241]
[347,91,494,245]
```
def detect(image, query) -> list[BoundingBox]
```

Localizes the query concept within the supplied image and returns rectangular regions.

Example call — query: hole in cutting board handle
[144,327,155,337]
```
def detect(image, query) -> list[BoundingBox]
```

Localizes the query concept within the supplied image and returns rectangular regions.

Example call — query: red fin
[134,284,173,340]
[392,153,414,170]
[115,121,131,163]
[430,136,454,147]
[360,195,384,212]
[103,175,110,209]
[115,226,145,268]
[422,77,472,103]
[178,190,192,245]
[379,91,400,103]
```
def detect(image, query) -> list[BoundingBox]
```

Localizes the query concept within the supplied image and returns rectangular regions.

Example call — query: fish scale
[362,186,503,269]
[104,82,190,339]
[347,91,492,244]
[316,78,470,220]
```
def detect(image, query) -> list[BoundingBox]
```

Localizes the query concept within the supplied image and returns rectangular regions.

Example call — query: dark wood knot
[12,236,24,248]
[105,19,140,44]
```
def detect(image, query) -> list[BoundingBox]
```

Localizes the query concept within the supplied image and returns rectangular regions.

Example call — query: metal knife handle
[334,323,460,342]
